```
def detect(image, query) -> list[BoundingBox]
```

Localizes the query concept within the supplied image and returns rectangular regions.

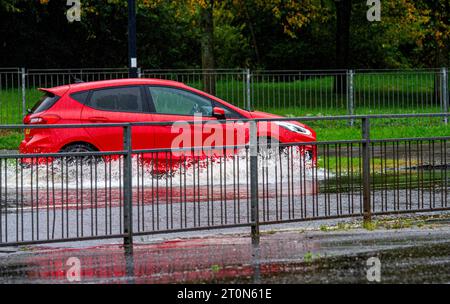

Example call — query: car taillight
[23,115,30,124]
[29,117,44,124]
[28,114,61,124]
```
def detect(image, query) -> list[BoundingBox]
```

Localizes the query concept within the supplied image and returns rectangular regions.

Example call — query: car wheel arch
[59,141,99,152]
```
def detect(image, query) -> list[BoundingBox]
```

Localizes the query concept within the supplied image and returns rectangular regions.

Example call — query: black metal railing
[0,113,448,247]
[0,67,449,124]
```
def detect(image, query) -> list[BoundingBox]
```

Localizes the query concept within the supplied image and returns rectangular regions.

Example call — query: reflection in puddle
[1,232,446,284]
[3,235,319,283]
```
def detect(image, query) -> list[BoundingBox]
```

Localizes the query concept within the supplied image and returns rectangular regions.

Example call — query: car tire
[60,143,98,165]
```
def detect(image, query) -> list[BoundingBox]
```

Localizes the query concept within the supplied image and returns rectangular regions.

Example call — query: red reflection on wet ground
[23,235,320,283]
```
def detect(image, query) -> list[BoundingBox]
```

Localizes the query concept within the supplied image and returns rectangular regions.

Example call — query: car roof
[41,78,188,95]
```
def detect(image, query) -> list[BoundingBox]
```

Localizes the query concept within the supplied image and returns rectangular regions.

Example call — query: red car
[20,79,316,164]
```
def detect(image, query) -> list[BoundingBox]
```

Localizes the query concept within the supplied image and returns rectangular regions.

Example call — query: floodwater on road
[1,185,446,244]
[0,146,448,280]
[0,151,447,244]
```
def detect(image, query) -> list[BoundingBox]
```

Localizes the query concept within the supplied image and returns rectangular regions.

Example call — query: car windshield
[30,92,60,114]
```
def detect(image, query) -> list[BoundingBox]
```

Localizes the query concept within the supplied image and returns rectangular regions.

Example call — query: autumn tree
[1,0,448,72]
[334,0,351,94]
[199,0,216,94]
[413,0,450,102]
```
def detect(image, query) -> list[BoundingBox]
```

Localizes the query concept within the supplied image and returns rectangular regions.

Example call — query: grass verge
[0,130,23,150]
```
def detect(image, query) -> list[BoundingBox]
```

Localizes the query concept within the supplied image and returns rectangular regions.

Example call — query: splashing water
[0,149,326,190]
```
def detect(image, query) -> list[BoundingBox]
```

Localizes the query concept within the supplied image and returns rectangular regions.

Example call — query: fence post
[123,125,133,248]
[361,117,371,225]
[21,68,26,119]
[137,67,142,78]
[442,67,448,124]
[246,68,251,111]
[249,120,259,243]
[347,69,355,126]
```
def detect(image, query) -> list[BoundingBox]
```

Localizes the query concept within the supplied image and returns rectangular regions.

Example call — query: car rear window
[88,86,146,112]
[30,92,60,114]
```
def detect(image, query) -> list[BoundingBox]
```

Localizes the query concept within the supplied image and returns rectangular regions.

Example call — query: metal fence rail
[0,68,21,124]
[353,69,447,113]
[0,152,127,244]
[250,70,348,112]
[24,68,131,118]
[25,68,130,88]
[0,67,448,124]
[0,114,448,247]
[141,69,248,109]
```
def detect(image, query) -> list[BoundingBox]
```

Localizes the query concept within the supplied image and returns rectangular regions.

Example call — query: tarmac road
[0,186,447,245]
[0,215,449,283]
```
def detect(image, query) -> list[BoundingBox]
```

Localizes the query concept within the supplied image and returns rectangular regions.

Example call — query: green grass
[315,122,449,141]
[266,106,449,141]
[182,75,449,141]
[318,156,402,173]
[180,74,447,111]
[271,108,449,141]
[0,130,23,150]
[0,88,41,124]
[359,216,443,231]
[267,105,443,116]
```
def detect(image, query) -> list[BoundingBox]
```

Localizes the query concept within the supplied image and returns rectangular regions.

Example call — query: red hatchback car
[20,79,316,162]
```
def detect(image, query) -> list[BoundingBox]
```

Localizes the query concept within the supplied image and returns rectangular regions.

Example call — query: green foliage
[363,220,378,231]
[210,264,221,272]
[214,23,250,68]
[303,251,314,263]
[1,0,448,69]
[320,225,329,232]
[303,251,321,263]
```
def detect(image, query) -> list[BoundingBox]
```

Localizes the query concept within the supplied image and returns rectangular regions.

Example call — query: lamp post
[128,0,137,78]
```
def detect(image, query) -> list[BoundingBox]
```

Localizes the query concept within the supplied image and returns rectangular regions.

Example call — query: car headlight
[274,122,312,136]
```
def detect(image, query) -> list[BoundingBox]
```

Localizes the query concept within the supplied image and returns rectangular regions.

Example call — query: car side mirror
[212,107,226,118]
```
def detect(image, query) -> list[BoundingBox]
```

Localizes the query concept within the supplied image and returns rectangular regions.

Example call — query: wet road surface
[1,187,446,244]
[0,215,449,283]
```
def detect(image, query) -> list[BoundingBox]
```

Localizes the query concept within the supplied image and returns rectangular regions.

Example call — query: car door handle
[88,117,109,122]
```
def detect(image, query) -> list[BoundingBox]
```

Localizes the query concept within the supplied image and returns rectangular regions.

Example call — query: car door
[211,101,249,150]
[80,85,154,152]
[145,85,221,161]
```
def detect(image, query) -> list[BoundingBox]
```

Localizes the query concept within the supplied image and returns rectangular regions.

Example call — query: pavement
[0,213,449,284]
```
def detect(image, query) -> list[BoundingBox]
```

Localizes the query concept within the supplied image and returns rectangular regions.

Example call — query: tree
[334,0,351,94]
[149,0,217,92]
[422,0,450,103]
[199,0,216,94]
[1,0,448,72]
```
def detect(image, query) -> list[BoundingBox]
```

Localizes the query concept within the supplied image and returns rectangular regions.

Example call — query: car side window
[70,91,90,104]
[88,86,145,112]
[147,86,213,116]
